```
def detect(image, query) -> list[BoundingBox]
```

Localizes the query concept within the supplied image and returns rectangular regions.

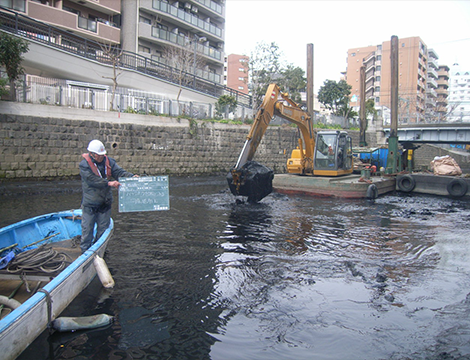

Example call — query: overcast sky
[224,0,470,92]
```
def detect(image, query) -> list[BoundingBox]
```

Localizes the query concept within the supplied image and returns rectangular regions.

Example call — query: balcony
[427,78,438,89]
[428,57,439,70]
[144,26,222,62]
[426,88,437,98]
[193,0,224,17]
[27,1,120,44]
[68,0,120,15]
[365,80,375,93]
[427,48,438,60]
[152,0,223,40]
[427,68,438,79]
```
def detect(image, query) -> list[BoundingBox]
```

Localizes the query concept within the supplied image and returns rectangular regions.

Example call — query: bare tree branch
[100,43,123,111]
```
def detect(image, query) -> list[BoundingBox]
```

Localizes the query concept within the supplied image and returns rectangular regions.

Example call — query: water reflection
[1,178,470,359]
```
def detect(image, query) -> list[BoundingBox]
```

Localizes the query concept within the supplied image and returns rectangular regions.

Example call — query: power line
[429,38,470,46]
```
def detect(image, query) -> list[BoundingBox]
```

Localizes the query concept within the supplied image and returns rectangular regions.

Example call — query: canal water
[1,176,470,360]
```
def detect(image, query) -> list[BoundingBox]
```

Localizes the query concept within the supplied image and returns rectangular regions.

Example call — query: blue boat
[0,209,114,359]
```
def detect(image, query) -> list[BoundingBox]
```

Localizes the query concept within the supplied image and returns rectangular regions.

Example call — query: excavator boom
[227,83,352,202]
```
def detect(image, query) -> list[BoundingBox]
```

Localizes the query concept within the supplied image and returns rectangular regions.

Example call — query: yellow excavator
[227,83,353,202]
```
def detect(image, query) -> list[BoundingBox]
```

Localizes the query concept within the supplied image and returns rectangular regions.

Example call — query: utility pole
[359,65,367,146]
[306,44,314,123]
[386,35,399,174]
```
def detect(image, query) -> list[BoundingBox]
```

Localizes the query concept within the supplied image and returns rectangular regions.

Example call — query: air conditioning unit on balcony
[184,2,191,10]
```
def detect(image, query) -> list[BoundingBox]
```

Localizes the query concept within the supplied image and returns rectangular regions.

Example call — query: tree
[0,33,29,101]
[215,95,237,119]
[249,41,285,109]
[0,78,9,98]
[318,79,352,117]
[100,43,123,111]
[279,65,306,104]
[365,98,377,119]
[163,40,206,102]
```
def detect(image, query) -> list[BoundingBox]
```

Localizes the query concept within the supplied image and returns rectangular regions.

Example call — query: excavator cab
[313,130,353,176]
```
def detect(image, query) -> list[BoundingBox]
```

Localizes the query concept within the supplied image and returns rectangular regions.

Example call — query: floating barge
[273,174,396,199]
[396,173,470,198]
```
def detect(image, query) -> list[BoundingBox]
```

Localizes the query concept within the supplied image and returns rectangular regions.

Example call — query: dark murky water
[1,177,470,360]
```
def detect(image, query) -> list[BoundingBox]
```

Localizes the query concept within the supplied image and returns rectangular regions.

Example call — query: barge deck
[273,174,396,199]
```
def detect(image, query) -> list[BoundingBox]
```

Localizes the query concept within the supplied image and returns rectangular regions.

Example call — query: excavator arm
[227,84,315,202]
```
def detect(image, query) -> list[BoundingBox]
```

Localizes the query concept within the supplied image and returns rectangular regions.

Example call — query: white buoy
[93,255,115,289]
[52,314,113,332]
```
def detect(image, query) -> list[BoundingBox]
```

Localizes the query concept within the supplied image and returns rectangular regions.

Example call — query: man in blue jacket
[79,139,137,252]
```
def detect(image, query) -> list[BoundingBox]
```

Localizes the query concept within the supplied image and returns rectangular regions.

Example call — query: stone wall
[2,103,467,180]
[0,109,304,179]
[412,144,470,173]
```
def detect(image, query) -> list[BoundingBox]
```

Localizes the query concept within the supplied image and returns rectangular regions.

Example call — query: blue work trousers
[80,206,111,253]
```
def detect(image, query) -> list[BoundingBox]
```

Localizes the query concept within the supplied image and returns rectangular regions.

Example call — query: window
[63,5,79,15]
[377,55,381,61]
[376,65,381,71]
[139,46,150,53]
[238,77,244,81]
[238,68,244,72]
[376,76,381,82]
[351,52,356,57]
[377,45,382,51]
[139,16,151,24]
[2,0,25,12]
[238,86,244,90]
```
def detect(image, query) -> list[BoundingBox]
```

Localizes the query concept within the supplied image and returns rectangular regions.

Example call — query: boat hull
[273,174,396,198]
[0,210,114,360]
[396,173,470,198]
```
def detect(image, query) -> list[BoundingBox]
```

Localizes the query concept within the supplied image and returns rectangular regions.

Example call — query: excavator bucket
[227,161,274,203]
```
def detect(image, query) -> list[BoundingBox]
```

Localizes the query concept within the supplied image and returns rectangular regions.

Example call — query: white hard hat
[87,140,106,155]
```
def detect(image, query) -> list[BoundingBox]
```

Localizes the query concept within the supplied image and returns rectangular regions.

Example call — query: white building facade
[448,63,470,122]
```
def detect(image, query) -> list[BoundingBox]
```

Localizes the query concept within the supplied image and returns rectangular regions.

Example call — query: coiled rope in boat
[6,244,71,274]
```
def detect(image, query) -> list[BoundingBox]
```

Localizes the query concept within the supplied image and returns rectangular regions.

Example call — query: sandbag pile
[430,155,462,176]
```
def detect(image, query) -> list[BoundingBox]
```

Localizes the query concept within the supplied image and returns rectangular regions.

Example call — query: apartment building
[436,65,449,121]
[1,0,225,86]
[121,0,225,85]
[448,63,470,122]
[0,0,121,44]
[224,54,249,94]
[345,36,448,124]
[426,48,439,121]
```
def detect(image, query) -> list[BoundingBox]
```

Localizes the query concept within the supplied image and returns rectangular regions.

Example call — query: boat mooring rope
[6,244,71,274]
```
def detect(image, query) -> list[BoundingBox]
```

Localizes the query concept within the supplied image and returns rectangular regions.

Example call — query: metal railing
[4,73,252,120]
[0,6,251,107]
